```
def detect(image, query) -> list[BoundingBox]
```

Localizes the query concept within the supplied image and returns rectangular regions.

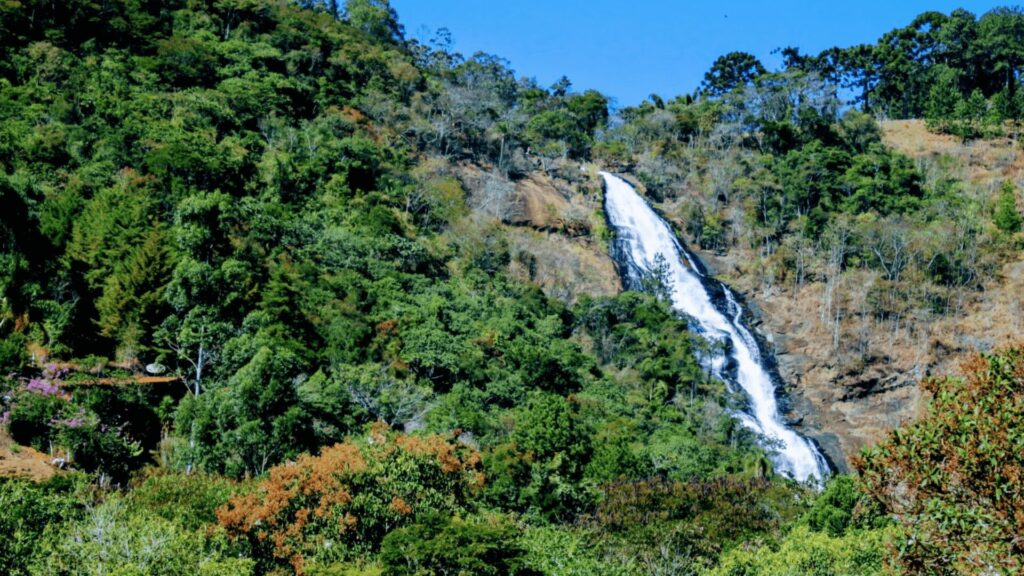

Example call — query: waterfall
[600,172,828,483]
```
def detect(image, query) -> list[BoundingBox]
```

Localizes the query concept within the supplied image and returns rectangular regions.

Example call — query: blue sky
[390,1,1007,107]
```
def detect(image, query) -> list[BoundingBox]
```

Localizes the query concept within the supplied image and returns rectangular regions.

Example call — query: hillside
[454,163,620,302]
[648,118,1024,470]
[0,1,798,573]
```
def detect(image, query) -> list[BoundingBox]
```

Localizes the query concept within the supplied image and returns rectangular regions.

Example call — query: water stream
[601,172,828,483]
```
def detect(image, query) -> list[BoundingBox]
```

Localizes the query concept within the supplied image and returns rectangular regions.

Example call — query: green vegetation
[692,10,1024,140]
[32,496,253,576]
[994,180,1023,234]
[707,525,892,576]
[0,0,790,572]
[776,8,1024,137]
[607,42,1021,377]
[857,346,1024,574]
[1,1,1021,574]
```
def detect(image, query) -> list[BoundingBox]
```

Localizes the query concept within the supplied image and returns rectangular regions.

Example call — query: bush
[588,476,803,546]
[30,496,253,576]
[857,346,1024,574]
[0,330,28,372]
[379,513,535,576]
[129,472,237,531]
[805,475,859,536]
[707,525,892,576]
[56,420,143,483]
[217,424,483,571]
[0,476,88,576]
[993,181,1022,234]
[7,385,66,451]
[519,526,633,576]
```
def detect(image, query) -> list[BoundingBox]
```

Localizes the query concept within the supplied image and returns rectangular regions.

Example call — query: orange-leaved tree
[216,422,483,573]
[856,345,1024,574]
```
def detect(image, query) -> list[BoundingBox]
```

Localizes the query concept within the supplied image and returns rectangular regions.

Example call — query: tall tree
[935,9,980,91]
[978,7,1024,97]
[701,51,766,97]
[343,0,403,43]
[993,180,1022,233]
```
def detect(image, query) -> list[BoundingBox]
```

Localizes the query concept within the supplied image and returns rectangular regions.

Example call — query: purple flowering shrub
[24,377,61,396]
[23,364,67,396]
[3,363,157,481]
[4,365,71,451]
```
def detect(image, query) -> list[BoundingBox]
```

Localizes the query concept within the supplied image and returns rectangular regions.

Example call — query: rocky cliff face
[698,261,924,472]
[752,255,1023,472]
[457,162,621,304]
[673,121,1024,470]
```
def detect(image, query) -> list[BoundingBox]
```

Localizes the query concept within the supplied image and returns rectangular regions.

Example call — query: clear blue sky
[390,1,1007,107]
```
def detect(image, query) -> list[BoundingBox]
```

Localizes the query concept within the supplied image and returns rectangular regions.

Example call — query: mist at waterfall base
[600,172,829,483]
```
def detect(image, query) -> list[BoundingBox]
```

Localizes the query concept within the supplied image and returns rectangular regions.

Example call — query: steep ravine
[691,255,923,473]
[602,173,857,469]
[680,122,1024,470]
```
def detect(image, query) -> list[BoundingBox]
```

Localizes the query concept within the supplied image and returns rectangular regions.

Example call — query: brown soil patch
[882,120,966,157]
[63,375,179,387]
[0,429,57,482]
[506,227,621,303]
[881,119,1022,188]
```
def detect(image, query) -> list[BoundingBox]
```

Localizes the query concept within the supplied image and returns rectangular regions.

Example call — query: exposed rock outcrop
[457,163,621,304]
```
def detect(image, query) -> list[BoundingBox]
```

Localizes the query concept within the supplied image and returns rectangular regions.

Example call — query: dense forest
[0,1,1022,574]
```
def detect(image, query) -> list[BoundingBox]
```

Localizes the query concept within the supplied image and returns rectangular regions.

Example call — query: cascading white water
[600,172,828,483]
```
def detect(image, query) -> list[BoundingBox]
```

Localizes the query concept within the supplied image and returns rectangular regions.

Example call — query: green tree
[379,514,535,576]
[857,347,1024,574]
[31,497,253,576]
[838,110,882,153]
[344,0,403,42]
[566,89,610,135]
[176,343,315,477]
[953,88,989,138]
[66,169,169,353]
[978,7,1024,95]
[702,52,766,96]
[993,180,1022,233]
[924,65,964,133]
[805,475,862,537]
[484,393,593,521]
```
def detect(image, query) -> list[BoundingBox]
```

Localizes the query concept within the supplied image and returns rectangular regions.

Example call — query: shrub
[805,475,859,536]
[30,496,252,576]
[0,330,28,372]
[6,367,68,450]
[379,513,534,576]
[129,471,237,531]
[856,346,1024,574]
[217,424,483,573]
[707,525,892,576]
[0,476,87,576]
